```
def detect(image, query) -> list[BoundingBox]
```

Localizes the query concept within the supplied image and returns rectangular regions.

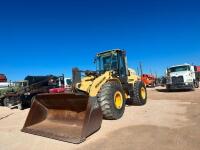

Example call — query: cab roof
[169,63,191,68]
[96,49,125,56]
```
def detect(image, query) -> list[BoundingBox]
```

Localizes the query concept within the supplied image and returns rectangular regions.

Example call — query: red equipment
[49,87,65,93]
[0,74,7,82]
[196,66,200,72]
[141,74,156,87]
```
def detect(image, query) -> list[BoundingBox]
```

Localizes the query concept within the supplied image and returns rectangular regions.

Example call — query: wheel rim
[114,91,123,109]
[141,87,146,99]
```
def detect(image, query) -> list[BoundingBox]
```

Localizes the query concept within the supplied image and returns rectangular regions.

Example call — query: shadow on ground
[79,124,200,150]
[156,88,193,93]
[79,96,200,150]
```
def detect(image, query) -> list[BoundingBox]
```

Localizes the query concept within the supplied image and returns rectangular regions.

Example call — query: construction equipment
[22,49,147,143]
[141,74,156,87]
[0,80,27,106]
[4,75,59,109]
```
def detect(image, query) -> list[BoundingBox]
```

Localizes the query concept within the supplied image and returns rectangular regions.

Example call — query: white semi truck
[166,64,200,90]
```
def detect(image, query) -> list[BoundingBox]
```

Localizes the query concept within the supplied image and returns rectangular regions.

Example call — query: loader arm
[75,71,122,97]
[89,71,112,97]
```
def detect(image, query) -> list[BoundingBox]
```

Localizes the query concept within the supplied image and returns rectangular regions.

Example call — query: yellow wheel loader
[21,49,147,143]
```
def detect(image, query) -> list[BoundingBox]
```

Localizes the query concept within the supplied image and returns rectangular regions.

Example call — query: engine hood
[168,71,194,83]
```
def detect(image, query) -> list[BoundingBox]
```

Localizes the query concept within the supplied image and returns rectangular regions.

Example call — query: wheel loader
[22,49,147,144]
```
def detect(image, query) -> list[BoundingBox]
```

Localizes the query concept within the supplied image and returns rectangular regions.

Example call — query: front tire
[97,81,126,120]
[166,85,171,92]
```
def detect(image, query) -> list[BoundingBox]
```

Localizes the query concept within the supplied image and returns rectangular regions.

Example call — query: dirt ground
[0,87,200,150]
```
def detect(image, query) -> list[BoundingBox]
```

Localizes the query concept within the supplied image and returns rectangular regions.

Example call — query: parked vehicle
[1,80,28,106]
[4,75,59,109]
[166,64,199,90]
[195,66,200,82]
[141,74,156,87]
[49,76,72,93]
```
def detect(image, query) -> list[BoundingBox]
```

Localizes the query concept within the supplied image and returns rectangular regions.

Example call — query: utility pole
[139,62,143,76]
[137,67,140,76]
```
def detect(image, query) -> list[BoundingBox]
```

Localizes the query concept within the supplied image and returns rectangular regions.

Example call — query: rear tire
[194,80,199,88]
[0,99,3,106]
[97,81,126,120]
[3,98,9,107]
[127,81,147,105]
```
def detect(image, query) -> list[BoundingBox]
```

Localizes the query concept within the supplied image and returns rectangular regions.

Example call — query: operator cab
[95,49,128,83]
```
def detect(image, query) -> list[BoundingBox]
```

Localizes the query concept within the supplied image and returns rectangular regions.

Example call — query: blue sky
[0,0,200,80]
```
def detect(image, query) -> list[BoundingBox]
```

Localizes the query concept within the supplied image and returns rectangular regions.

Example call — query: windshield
[66,79,72,85]
[96,53,118,74]
[168,65,190,73]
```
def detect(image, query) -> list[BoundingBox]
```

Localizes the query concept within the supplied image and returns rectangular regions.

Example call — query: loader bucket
[21,93,102,144]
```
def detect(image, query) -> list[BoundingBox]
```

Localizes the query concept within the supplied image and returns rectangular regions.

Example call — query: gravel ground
[0,87,200,150]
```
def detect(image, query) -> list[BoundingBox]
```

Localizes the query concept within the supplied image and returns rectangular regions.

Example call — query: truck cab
[166,64,199,90]
[64,78,72,90]
[49,76,72,93]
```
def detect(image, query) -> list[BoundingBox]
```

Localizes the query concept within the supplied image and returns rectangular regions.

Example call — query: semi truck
[166,64,200,90]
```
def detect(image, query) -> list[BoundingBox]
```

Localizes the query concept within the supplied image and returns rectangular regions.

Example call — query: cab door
[117,51,128,84]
